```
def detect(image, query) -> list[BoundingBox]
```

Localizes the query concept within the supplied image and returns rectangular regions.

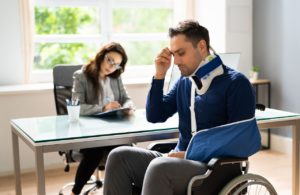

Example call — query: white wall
[226,0,253,75]
[0,0,24,85]
[196,0,253,75]
[0,89,57,175]
[196,0,226,52]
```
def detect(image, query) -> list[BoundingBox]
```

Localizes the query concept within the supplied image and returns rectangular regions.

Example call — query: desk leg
[12,129,22,195]
[292,121,300,195]
[267,83,271,149]
[35,147,45,195]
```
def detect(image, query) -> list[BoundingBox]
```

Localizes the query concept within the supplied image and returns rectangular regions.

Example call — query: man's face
[170,34,204,76]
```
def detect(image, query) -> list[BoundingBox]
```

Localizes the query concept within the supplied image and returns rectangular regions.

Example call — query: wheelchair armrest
[187,157,248,195]
[147,141,177,153]
[207,157,248,170]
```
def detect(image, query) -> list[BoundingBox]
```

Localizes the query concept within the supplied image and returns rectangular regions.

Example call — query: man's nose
[173,57,181,65]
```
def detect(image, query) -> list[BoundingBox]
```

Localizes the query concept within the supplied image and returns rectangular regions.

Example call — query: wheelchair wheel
[219,173,277,195]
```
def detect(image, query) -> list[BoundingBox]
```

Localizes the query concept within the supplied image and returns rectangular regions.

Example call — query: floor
[249,150,291,195]
[0,150,291,195]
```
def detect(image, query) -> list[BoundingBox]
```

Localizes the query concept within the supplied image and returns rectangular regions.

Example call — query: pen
[65,99,70,106]
[74,98,79,106]
[71,96,80,106]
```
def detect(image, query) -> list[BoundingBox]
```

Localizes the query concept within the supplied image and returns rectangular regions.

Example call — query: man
[103,20,259,195]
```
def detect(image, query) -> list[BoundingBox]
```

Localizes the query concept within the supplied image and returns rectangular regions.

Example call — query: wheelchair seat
[189,158,245,195]
[148,143,277,195]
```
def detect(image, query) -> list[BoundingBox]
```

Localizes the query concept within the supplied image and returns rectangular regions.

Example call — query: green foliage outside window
[34,7,97,70]
[113,8,172,33]
[35,7,98,34]
[34,43,96,69]
[34,6,172,70]
[121,41,168,66]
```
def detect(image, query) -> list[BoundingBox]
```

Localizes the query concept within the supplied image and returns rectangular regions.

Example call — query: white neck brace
[189,55,224,132]
[189,55,224,95]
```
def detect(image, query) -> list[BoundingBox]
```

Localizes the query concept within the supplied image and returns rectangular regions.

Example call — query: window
[31,0,180,83]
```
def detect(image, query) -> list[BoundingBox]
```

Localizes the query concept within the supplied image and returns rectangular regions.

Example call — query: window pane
[120,41,168,66]
[34,43,98,70]
[35,6,100,35]
[113,8,172,33]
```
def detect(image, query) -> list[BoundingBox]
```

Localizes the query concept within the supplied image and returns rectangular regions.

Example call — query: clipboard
[92,107,131,117]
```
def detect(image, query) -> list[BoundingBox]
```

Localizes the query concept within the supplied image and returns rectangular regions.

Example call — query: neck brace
[189,55,224,132]
[189,55,224,95]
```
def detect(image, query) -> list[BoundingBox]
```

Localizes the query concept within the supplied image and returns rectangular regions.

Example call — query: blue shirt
[146,65,256,151]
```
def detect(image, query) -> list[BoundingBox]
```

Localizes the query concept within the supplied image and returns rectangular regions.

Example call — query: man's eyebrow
[171,48,183,55]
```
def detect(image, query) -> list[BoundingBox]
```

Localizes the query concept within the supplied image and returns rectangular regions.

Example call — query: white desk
[255,108,300,195]
[11,110,179,195]
[11,109,300,195]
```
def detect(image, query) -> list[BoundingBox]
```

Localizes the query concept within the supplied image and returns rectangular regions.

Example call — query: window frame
[31,0,180,84]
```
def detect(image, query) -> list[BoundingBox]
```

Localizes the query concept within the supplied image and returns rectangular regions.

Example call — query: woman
[71,42,134,195]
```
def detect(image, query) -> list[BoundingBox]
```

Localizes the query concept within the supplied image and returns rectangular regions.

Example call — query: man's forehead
[170,35,192,53]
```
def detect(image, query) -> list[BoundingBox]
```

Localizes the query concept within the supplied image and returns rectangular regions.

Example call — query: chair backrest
[53,64,82,115]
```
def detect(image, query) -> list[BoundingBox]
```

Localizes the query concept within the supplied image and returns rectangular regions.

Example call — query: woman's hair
[83,42,128,99]
[168,20,210,50]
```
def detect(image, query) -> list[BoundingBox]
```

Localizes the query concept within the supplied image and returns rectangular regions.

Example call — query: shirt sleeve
[146,77,177,122]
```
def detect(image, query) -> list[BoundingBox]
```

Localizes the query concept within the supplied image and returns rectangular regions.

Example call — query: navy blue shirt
[146,65,256,151]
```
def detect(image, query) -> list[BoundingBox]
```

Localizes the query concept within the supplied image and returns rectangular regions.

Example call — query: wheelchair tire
[219,173,277,195]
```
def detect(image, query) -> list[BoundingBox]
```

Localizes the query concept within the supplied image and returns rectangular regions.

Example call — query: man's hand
[154,47,172,79]
[167,151,186,159]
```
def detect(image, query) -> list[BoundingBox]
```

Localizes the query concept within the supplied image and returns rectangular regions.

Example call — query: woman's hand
[103,101,121,112]
[122,101,135,115]
[124,107,135,116]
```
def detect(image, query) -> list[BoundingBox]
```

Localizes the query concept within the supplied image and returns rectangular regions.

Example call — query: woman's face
[100,51,122,76]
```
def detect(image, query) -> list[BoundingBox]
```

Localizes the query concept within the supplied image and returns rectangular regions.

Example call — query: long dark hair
[83,42,128,99]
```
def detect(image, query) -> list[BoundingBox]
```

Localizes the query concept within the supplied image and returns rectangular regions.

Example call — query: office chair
[53,64,104,195]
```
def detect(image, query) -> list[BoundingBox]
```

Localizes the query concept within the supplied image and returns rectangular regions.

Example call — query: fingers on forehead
[163,47,172,54]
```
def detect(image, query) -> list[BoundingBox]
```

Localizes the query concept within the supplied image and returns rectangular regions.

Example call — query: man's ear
[197,40,206,51]
[197,40,207,56]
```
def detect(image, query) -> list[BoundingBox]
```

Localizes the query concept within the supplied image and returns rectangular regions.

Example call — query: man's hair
[169,20,210,50]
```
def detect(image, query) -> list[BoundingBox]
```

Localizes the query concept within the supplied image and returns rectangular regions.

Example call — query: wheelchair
[149,142,277,195]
